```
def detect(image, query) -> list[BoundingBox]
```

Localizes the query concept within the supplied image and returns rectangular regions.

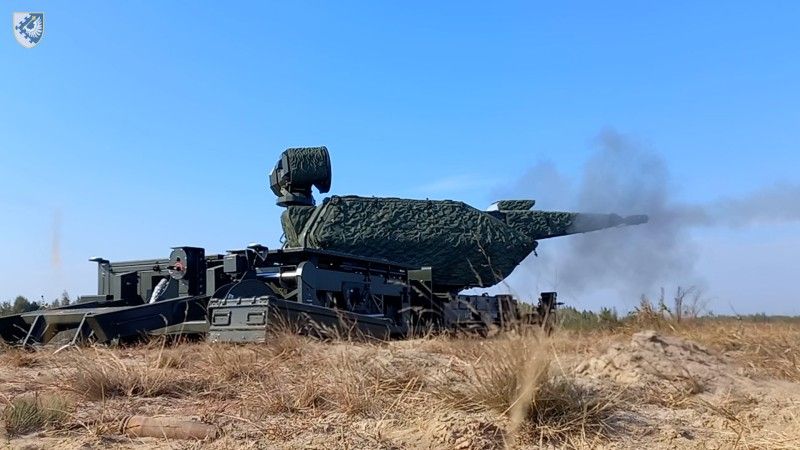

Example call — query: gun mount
[276,146,648,291]
[0,146,647,346]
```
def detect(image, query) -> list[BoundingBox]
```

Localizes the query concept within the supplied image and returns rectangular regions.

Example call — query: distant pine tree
[12,296,39,313]
[59,290,71,307]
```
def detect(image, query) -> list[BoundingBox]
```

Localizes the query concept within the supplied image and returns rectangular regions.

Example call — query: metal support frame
[68,314,90,346]
[22,314,44,347]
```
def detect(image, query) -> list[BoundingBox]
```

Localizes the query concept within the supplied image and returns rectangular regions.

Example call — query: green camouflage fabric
[284,146,331,191]
[282,196,564,288]
[272,146,648,289]
[281,195,644,288]
[281,206,315,247]
[300,196,537,287]
[492,200,536,211]
[499,210,575,239]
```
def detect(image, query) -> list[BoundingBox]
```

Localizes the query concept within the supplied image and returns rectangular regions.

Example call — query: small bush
[2,394,69,435]
[434,334,617,444]
[626,296,671,330]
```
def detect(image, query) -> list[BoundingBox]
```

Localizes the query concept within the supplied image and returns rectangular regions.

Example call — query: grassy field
[1,315,799,449]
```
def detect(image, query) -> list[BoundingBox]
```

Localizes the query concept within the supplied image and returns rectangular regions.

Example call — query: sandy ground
[575,330,800,449]
[1,322,799,449]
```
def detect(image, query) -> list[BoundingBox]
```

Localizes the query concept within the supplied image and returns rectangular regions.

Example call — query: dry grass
[64,347,211,400]
[0,318,798,448]
[0,348,38,368]
[1,393,70,435]
[431,333,619,445]
[677,320,800,382]
[225,339,427,417]
[50,331,618,446]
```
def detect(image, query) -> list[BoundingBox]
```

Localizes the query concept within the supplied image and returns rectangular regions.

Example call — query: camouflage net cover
[499,210,576,240]
[492,200,536,211]
[279,196,631,288]
[281,206,315,247]
[271,146,646,289]
[284,146,331,192]
[287,196,539,288]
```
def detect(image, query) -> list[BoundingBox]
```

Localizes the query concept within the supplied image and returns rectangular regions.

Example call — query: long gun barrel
[510,211,649,240]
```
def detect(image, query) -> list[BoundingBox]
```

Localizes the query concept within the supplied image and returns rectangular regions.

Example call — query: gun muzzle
[622,214,649,226]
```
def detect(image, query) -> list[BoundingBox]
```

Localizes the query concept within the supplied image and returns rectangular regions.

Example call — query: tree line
[0,291,71,317]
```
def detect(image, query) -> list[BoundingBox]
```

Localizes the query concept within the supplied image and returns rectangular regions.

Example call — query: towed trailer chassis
[0,296,208,347]
[0,246,559,347]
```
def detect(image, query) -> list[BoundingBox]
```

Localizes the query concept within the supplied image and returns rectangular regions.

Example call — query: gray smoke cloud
[553,130,699,296]
[699,184,800,227]
[498,129,800,301]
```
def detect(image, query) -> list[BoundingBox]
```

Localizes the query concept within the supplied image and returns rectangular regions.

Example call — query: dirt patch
[575,330,800,449]
[387,411,506,450]
[577,330,731,390]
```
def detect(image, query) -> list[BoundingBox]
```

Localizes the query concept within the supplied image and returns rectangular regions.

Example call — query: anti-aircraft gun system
[0,146,647,346]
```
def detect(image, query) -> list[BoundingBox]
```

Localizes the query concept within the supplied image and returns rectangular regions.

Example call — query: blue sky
[1,2,798,313]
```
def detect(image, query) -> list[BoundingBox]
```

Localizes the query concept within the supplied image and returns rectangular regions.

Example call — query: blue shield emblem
[13,12,44,48]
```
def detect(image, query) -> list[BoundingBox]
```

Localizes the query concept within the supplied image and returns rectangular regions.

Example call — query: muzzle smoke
[500,130,800,301]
